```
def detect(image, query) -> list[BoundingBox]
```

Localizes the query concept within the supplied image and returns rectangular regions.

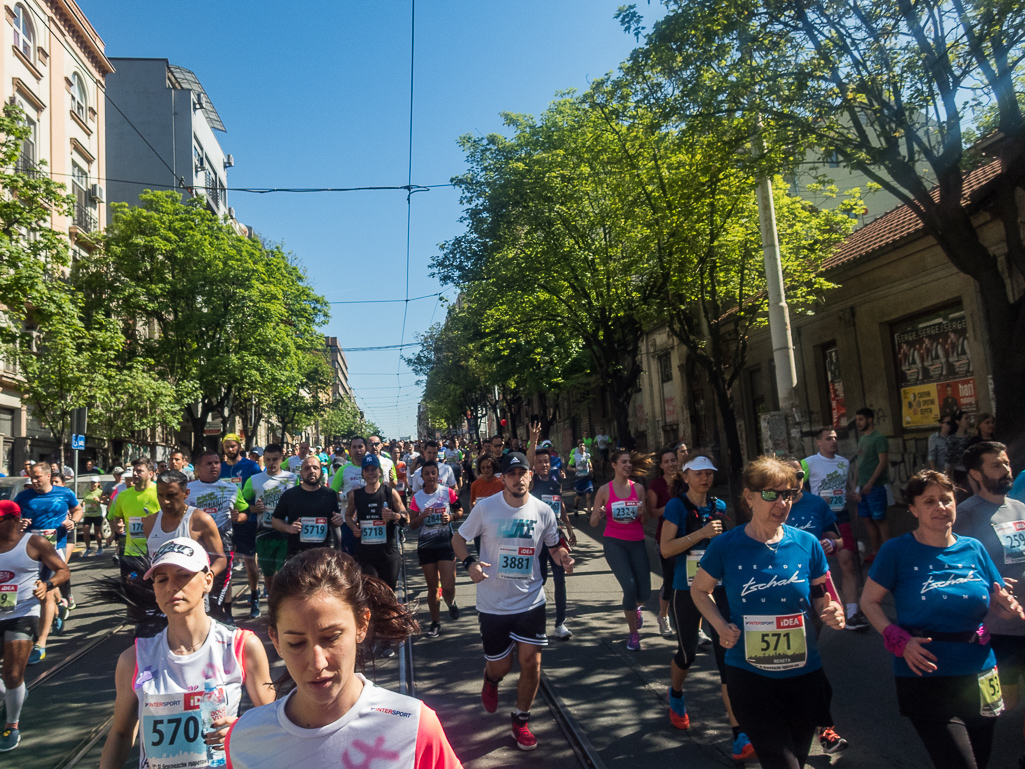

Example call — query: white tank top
[133,620,249,769]
[0,533,42,619]
[226,675,421,769]
[147,507,196,554]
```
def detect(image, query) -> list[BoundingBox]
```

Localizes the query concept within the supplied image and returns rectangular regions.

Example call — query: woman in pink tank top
[591,450,652,651]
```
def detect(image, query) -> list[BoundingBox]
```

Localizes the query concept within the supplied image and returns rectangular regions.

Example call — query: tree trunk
[704,364,745,513]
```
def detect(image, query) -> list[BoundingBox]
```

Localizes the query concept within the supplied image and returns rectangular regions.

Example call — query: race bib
[141,690,206,769]
[979,667,1004,717]
[129,517,145,538]
[992,520,1025,564]
[424,508,447,530]
[361,520,387,545]
[299,517,328,543]
[226,476,242,485]
[825,492,845,512]
[0,584,18,613]
[744,613,808,671]
[610,500,638,523]
[32,528,58,545]
[498,543,535,580]
[262,508,274,528]
[542,495,562,515]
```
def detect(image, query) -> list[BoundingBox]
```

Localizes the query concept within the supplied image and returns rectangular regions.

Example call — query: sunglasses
[795,471,805,481]
[369,442,381,447]
[759,489,799,502]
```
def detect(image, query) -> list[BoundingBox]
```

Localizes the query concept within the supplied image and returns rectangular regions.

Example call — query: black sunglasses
[759,489,799,502]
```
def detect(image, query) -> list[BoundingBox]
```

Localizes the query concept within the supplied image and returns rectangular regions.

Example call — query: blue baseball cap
[362,454,381,469]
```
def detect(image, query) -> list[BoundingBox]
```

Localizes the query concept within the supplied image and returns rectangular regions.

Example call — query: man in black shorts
[453,452,574,751]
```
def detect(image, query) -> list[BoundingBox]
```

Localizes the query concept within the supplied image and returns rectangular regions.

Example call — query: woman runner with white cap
[100,537,273,769]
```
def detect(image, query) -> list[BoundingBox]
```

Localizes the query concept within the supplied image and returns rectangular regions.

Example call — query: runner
[408,461,461,637]
[854,407,891,561]
[443,438,463,492]
[15,462,83,664]
[272,456,343,557]
[569,439,595,516]
[0,499,70,751]
[691,456,845,769]
[660,454,752,755]
[452,451,573,750]
[81,478,105,557]
[186,450,250,624]
[346,453,407,591]
[329,436,369,555]
[142,470,226,578]
[99,537,274,769]
[286,441,311,474]
[108,458,161,583]
[530,446,575,640]
[954,442,1025,768]
[470,456,503,509]
[411,441,456,492]
[224,548,461,768]
[803,427,870,630]
[783,456,851,755]
[861,469,1023,769]
[368,435,398,487]
[169,449,195,482]
[646,446,680,638]
[220,434,262,619]
[591,449,651,650]
[242,444,296,600]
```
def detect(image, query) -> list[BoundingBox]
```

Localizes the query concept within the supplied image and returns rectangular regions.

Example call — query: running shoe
[668,688,690,730]
[28,645,45,665]
[627,632,641,651]
[658,615,673,638]
[449,604,460,620]
[481,675,499,713]
[844,611,871,632]
[81,549,93,558]
[0,727,19,752]
[425,621,440,638]
[819,727,849,754]
[731,732,756,761]
[380,647,397,659]
[249,594,260,619]
[636,607,644,629]
[554,623,573,640]
[96,547,104,556]
[511,714,537,751]
[68,594,77,611]
[698,627,712,646]
[57,597,70,620]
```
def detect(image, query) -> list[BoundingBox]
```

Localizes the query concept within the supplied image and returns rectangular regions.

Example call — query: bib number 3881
[498,544,535,579]
[744,613,808,671]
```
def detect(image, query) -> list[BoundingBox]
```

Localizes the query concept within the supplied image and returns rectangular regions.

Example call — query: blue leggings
[603,537,651,611]
[538,544,566,626]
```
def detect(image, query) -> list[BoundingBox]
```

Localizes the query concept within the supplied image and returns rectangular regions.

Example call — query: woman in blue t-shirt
[691,456,845,769]
[861,469,1024,769]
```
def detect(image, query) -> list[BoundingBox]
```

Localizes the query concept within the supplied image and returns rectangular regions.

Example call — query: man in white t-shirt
[594,430,610,473]
[242,443,296,599]
[286,442,310,474]
[802,426,867,631]
[453,451,573,751]
[411,440,455,492]
[367,435,397,486]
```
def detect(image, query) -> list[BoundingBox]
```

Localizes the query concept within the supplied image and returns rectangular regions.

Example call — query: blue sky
[78,1,667,437]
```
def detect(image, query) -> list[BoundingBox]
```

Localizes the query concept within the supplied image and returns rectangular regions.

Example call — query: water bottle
[200,681,227,767]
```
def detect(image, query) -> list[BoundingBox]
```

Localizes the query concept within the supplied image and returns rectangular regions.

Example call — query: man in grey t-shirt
[954,441,1025,716]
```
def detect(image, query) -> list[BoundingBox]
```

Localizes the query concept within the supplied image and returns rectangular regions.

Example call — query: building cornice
[45,0,113,77]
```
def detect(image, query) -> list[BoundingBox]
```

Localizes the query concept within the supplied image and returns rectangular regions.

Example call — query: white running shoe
[554,623,573,640]
[658,615,674,638]
[698,627,712,646]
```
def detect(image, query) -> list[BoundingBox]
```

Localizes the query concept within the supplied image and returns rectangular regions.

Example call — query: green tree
[319,394,368,444]
[73,191,330,454]
[622,0,1025,457]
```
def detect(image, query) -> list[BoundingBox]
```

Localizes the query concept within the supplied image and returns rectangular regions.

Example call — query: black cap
[501,451,529,474]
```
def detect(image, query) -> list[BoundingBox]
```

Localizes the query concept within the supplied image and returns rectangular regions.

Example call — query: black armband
[810,583,827,599]
[463,556,477,571]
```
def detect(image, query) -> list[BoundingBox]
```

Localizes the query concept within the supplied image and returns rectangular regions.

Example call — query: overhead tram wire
[329,292,440,305]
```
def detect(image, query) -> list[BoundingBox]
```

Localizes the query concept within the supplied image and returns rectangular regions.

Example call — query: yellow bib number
[743,613,808,671]
[979,668,1004,717]
[0,585,17,613]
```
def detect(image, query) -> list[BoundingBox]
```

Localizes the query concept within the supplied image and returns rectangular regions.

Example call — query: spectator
[927,416,955,471]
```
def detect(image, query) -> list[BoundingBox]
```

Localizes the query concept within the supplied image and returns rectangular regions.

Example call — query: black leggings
[671,586,726,674]
[744,722,817,769]
[658,552,675,602]
[907,717,996,769]
[356,548,401,592]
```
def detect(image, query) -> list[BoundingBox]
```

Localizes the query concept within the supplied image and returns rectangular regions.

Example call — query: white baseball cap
[683,456,718,473]
[143,537,211,580]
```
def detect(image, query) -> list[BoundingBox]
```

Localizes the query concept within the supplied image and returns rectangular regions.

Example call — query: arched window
[71,72,87,120]
[13,4,35,60]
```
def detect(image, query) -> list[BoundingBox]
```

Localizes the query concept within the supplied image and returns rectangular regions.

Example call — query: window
[70,73,87,120]
[658,353,673,384]
[13,4,34,60]
[0,409,12,437]
[827,150,840,168]
[17,115,36,176]
[71,162,95,230]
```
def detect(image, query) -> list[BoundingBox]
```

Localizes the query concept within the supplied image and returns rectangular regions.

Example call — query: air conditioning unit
[224,154,234,168]
[89,183,105,203]
[227,207,236,219]
[195,156,206,172]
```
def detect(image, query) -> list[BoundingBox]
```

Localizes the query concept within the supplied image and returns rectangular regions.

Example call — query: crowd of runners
[0,416,1023,769]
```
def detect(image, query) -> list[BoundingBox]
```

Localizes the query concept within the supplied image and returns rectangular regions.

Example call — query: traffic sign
[71,434,85,451]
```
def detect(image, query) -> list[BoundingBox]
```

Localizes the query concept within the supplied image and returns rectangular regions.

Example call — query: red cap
[0,500,21,519]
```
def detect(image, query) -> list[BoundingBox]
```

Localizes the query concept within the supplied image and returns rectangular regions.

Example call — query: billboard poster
[893,304,977,428]
[824,346,846,427]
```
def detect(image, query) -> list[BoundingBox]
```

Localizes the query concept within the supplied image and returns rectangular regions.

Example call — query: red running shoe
[481,674,499,713]
[512,716,537,751]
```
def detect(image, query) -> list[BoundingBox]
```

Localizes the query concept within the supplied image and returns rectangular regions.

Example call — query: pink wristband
[883,624,911,657]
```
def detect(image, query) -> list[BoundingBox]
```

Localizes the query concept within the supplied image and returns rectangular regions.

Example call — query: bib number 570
[149,714,201,746]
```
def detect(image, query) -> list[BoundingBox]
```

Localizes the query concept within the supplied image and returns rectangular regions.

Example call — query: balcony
[73,202,97,232]
[15,156,39,179]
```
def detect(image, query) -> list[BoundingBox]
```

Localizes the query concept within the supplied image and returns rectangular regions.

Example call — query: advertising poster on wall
[893,304,977,428]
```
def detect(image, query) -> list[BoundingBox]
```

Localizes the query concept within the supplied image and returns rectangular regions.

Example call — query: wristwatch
[45,580,54,592]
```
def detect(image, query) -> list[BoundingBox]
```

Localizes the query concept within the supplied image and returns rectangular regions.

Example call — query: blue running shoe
[0,727,20,751]
[28,645,45,665]
[732,732,756,761]
[668,688,690,730]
